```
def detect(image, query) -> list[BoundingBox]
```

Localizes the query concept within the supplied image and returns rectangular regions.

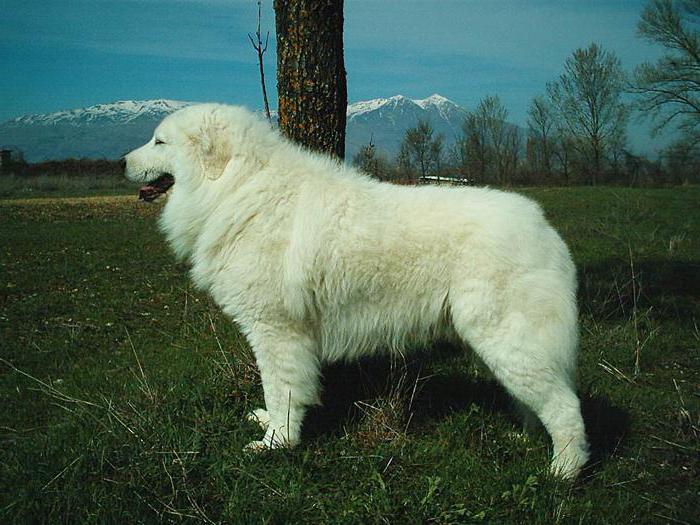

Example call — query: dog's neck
[157,154,278,265]
[158,180,218,263]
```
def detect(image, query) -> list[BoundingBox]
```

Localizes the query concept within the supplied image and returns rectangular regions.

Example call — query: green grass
[0,174,135,199]
[1,187,698,524]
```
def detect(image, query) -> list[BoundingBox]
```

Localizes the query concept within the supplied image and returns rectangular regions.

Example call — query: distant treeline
[358,1,700,188]
[354,11,700,189]
[1,148,695,189]
[1,156,124,177]
[352,115,699,188]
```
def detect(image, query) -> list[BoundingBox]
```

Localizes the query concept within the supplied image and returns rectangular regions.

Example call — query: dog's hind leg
[244,325,320,452]
[450,278,589,479]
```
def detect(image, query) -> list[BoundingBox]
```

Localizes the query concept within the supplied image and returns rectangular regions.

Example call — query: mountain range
[0,95,469,162]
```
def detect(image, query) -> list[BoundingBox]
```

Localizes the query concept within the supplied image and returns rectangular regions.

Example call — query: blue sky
[1,0,671,153]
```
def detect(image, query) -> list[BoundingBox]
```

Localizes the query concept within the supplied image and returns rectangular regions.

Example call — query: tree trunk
[274,0,347,159]
[592,138,600,186]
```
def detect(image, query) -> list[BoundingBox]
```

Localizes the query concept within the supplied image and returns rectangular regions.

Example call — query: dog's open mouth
[139,174,175,202]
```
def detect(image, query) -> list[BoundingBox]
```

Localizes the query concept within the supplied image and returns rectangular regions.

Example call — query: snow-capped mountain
[0,95,467,162]
[0,100,193,161]
[10,100,191,126]
[346,94,467,159]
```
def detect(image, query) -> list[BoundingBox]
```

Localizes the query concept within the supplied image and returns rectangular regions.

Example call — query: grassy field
[1,186,698,524]
[0,174,133,199]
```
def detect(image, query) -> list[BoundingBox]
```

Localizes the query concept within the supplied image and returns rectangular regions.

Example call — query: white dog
[125,104,589,479]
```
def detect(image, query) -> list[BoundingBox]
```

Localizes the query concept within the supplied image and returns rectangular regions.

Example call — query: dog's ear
[190,116,232,181]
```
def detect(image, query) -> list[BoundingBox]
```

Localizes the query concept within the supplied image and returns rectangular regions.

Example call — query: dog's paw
[243,440,274,453]
[246,408,270,430]
[550,443,589,480]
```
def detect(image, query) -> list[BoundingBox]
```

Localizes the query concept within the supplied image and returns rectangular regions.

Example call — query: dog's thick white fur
[125,104,589,479]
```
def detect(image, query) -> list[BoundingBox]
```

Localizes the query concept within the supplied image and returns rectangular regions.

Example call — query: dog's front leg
[244,327,320,452]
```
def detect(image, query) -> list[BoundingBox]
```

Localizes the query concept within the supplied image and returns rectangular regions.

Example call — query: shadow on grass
[579,393,630,478]
[303,346,508,440]
[303,348,630,476]
[579,259,699,322]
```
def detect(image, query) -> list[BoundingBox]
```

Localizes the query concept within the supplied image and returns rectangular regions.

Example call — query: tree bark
[274,0,347,159]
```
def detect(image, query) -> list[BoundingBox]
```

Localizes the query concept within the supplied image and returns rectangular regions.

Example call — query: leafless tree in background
[632,0,700,148]
[552,132,577,185]
[397,120,443,179]
[459,95,520,185]
[547,43,628,185]
[485,96,509,184]
[430,134,445,180]
[527,95,555,178]
[459,110,489,182]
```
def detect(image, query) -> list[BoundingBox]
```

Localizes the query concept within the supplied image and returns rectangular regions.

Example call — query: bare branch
[632,0,700,136]
[248,0,271,123]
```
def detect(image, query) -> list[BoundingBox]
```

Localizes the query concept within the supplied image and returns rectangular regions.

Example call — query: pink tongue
[138,184,161,202]
[137,174,174,202]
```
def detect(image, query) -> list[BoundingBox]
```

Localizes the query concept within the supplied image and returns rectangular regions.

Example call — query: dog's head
[124,104,239,201]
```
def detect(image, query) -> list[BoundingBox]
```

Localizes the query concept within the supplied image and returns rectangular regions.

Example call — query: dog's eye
[155,138,166,145]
